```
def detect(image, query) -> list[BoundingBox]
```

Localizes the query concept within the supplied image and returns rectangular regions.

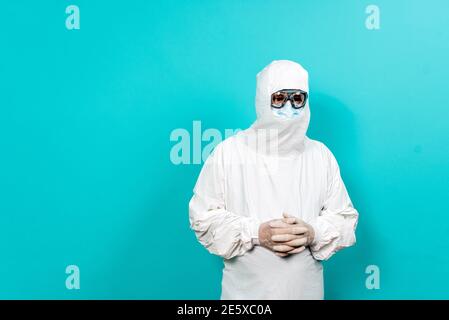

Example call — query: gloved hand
[258,215,311,257]
[272,213,315,256]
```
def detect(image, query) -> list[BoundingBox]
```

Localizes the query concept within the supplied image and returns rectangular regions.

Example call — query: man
[189,60,359,299]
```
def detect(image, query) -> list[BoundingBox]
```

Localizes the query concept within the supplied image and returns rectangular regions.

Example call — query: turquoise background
[1,0,448,299]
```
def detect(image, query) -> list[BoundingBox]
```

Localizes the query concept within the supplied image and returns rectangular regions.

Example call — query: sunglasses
[271,89,308,109]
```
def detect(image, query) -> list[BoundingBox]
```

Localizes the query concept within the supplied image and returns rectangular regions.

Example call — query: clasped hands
[258,213,315,257]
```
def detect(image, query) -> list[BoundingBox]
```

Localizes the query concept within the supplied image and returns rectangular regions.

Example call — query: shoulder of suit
[305,137,336,160]
[206,133,239,158]
[305,137,327,152]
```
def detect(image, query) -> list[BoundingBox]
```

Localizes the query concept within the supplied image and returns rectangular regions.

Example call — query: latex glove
[258,218,309,257]
[272,213,315,255]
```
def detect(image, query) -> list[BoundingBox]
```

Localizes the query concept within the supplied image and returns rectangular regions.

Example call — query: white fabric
[188,60,359,300]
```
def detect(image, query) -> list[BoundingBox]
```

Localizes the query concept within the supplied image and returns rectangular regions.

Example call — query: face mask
[271,101,304,119]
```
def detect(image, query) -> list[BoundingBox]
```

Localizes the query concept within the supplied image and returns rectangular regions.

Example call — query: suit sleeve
[188,145,260,260]
[309,145,359,261]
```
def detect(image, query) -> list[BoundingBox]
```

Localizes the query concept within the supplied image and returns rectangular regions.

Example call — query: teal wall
[1,0,448,299]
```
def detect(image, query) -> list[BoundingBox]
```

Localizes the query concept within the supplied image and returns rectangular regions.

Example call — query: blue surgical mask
[271,101,303,119]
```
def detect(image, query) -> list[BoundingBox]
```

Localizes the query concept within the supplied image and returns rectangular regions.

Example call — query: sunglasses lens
[292,92,306,107]
[271,92,287,107]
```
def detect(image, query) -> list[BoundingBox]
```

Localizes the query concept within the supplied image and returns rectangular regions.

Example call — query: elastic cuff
[308,218,321,248]
[308,217,340,252]
[240,217,261,250]
[248,217,260,245]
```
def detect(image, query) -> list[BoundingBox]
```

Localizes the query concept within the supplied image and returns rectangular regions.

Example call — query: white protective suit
[189,60,359,300]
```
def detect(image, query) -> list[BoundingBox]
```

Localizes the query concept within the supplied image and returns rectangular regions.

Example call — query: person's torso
[220,133,328,224]
[218,133,328,299]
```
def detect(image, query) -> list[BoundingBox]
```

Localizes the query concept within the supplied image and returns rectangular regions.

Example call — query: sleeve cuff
[308,217,339,251]
[244,217,260,246]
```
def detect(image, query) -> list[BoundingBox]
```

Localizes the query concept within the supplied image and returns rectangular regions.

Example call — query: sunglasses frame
[271,89,308,109]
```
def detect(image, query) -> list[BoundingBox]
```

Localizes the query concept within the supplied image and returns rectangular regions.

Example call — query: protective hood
[241,60,311,157]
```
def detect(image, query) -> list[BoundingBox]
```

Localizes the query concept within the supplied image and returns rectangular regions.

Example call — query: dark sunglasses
[271,89,308,109]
